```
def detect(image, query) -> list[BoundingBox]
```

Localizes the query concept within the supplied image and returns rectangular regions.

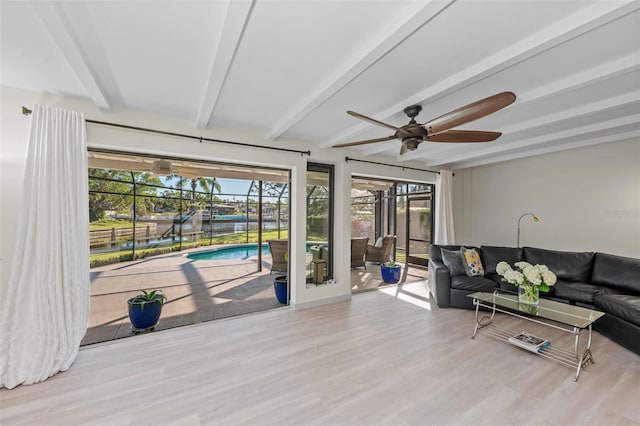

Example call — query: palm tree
[165,175,222,205]
[190,177,222,203]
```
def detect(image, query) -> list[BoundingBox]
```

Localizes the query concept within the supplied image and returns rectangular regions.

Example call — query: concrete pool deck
[83,247,428,346]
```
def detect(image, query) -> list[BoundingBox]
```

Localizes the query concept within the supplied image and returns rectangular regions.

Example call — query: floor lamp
[517,213,539,247]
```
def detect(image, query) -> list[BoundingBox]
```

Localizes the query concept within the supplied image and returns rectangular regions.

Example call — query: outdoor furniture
[366,235,396,264]
[267,239,288,274]
[351,237,369,269]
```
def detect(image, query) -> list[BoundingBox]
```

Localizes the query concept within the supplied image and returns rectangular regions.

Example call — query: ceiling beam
[421,89,640,165]
[428,114,640,168]
[30,1,111,111]
[196,0,255,129]
[264,0,456,141]
[424,94,640,166]
[324,0,640,149]
[451,131,640,170]
[397,56,640,162]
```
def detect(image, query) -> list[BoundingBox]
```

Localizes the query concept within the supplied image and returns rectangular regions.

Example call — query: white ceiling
[2,1,639,169]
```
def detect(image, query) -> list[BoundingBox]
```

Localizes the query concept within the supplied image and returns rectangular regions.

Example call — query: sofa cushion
[430,245,464,262]
[450,275,497,292]
[485,272,503,286]
[461,247,485,277]
[441,248,466,276]
[591,253,640,295]
[523,247,594,282]
[552,280,621,304]
[480,246,523,275]
[593,294,640,327]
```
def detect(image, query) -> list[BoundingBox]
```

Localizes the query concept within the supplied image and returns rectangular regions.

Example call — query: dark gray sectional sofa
[428,245,640,355]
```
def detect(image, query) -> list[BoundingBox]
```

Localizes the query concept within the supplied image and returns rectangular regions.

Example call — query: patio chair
[267,239,288,274]
[350,237,369,269]
[366,235,396,264]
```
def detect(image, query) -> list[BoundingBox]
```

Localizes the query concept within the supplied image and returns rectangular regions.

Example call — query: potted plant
[380,260,401,284]
[127,290,167,332]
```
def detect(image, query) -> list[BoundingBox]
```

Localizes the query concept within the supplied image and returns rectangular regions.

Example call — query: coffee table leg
[472,299,496,339]
[574,325,596,381]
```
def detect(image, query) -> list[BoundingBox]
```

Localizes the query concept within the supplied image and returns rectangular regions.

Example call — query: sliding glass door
[306,163,333,283]
[395,183,433,267]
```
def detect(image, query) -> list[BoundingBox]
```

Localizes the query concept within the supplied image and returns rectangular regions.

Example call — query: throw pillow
[461,247,485,277]
[441,248,466,276]
[374,237,383,248]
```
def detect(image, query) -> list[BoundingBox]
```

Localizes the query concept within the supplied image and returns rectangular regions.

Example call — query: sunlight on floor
[379,281,432,310]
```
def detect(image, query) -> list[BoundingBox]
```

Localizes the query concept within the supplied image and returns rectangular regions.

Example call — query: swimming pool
[187,243,319,261]
[187,244,269,261]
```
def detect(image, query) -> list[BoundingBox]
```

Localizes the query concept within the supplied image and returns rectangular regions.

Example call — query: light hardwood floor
[1,281,638,426]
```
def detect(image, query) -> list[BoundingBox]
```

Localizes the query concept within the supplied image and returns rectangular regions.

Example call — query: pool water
[187,244,269,261]
[187,243,319,261]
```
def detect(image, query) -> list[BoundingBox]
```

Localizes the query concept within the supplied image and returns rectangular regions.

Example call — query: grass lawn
[89,219,134,230]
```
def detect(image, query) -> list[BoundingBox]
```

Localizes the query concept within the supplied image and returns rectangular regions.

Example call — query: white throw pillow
[374,237,383,248]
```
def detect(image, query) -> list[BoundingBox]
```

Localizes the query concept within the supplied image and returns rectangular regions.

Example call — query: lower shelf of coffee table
[476,323,584,371]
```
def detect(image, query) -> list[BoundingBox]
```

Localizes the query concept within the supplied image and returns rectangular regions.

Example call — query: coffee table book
[508,332,551,353]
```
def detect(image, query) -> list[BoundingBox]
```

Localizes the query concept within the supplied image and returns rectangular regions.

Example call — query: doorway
[397,188,433,267]
[84,149,291,345]
[350,178,433,292]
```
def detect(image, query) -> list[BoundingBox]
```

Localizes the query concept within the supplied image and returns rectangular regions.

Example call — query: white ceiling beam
[451,131,640,170]
[196,0,255,129]
[323,0,640,148]
[506,54,640,114]
[501,91,640,135]
[422,91,640,165]
[264,0,456,141]
[397,56,640,162]
[30,1,111,111]
[427,114,640,167]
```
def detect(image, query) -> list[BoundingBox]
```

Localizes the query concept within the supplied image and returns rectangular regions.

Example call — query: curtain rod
[344,156,442,175]
[21,107,311,156]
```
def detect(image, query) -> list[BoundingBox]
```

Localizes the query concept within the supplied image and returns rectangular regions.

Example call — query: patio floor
[83,248,429,346]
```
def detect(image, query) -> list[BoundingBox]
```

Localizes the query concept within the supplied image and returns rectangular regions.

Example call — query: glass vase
[518,284,539,305]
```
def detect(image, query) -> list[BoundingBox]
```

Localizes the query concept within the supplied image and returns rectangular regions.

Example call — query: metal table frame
[470,291,602,381]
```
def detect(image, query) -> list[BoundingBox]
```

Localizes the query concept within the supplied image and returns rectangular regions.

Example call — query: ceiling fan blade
[347,111,412,136]
[332,135,397,148]
[422,91,516,135]
[426,130,502,143]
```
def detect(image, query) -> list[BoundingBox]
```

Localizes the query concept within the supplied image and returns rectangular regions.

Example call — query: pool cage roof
[88,149,290,200]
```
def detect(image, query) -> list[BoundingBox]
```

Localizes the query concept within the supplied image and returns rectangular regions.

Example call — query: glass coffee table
[468,291,605,381]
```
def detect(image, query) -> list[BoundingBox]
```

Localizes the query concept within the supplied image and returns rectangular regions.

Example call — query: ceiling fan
[150,159,202,178]
[332,91,516,155]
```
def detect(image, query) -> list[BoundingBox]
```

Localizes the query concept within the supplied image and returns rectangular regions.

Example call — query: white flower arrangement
[496,261,557,291]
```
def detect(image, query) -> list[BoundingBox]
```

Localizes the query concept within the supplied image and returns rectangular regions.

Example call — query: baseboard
[292,293,351,310]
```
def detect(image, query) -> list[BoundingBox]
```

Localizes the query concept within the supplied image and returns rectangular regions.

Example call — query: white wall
[453,138,640,258]
[0,85,436,309]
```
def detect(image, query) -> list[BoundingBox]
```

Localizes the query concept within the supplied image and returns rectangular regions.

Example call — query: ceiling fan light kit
[334,91,517,155]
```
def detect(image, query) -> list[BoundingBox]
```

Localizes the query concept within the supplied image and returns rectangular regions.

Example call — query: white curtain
[434,169,455,244]
[0,105,89,389]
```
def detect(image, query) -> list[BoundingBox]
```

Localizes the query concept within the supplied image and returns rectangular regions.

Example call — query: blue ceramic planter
[128,300,163,330]
[274,275,288,304]
[381,265,401,283]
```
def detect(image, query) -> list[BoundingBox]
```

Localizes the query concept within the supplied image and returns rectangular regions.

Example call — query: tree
[88,169,162,221]
[164,175,222,209]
